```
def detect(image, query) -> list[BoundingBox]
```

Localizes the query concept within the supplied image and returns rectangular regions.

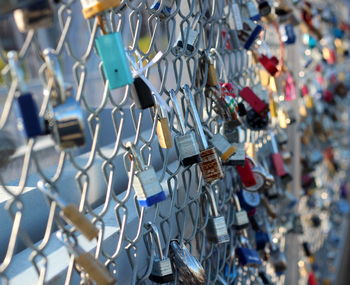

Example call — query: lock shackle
[183,84,209,149]
[232,194,242,211]
[43,48,67,106]
[96,12,113,35]
[169,89,187,135]
[125,142,146,171]
[37,180,66,209]
[210,48,228,83]
[145,222,164,260]
[205,186,220,217]
[7,50,28,93]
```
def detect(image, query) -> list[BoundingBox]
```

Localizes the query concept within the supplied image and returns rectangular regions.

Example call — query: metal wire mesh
[0,0,349,284]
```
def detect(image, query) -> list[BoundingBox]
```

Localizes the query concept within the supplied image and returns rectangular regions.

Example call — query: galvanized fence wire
[0,0,348,284]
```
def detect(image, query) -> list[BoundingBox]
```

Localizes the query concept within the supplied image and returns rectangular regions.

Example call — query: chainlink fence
[0,0,349,284]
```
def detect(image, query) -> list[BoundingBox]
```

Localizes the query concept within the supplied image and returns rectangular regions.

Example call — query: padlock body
[207,64,218,87]
[235,158,257,187]
[52,97,85,149]
[133,167,166,207]
[271,153,287,177]
[255,231,270,250]
[238,19,263,50]
[81,0,121,19]
[235,247,262,266]
[199,148,224,183]
[17,92,42,138]
[131,77,155,109]
[206,216,230,244]
[149,258,174,283]
[95,32,134,90]
[209,134,236,161]
[234,210,250,229]
[13,0,53,32]
[174,132,201,166]
[173,27,198,55]
[240,87,268,115]
[156,117,173,149]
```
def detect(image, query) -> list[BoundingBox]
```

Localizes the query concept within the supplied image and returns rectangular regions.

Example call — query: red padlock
[323,90,334,103]
[301,85,309,97]
[258,55,279,76]
[239,87,268,115]
[235,157,257,187]
[307,272,318,285]
[270,133,287,177]
[285,73,297,101]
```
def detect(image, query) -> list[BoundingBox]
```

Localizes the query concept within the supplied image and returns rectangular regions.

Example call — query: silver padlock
[243,156,267,192]
[223,124,245,166]
[169,240,206,284]
[232,194,250,230]
[0,131,16,168]
[173,27,199,56]
[43,49,85,149]
[170,89,201,167]
[145,222,174,283]
[208,131,236,162]
[126,142,167,207]
[205,186,230,244]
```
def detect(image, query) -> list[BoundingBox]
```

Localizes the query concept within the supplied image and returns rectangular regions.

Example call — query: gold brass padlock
[207,63,218,87]
[269,96,278,118]
[304,94,314,109]
[37,181,98,241]
[259,69,270,87]
[156,106,173,149]
[80,0,121,19]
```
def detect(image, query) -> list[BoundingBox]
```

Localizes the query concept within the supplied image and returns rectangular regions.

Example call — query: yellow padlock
[80,0,121,19]
[259,69,270,87]
[304,94,314,109]
[156,116,173,149]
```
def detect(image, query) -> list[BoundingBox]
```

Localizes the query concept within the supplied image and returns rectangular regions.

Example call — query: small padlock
[184,85,224,183]
[0,131,16,168]
[207,60,219,87]
[246,1,261,21]
[130,76,156,110]
[150,0,174,17]
[156,106,173,149]
[145,222,174,283]
[255,230,270,250]
[209,133,236,162]
[231,1,243,31]
[173,27,199,56]
[126,142,167,207]
[169,240,206,284]
[258,55,279,77]
[235,157,257,188]
[239,87,268,116]
[205,186,230,244]
[238,18,263,50]
[280,24,296,45]
[270,132,292,183]
[232,194,250,230]
[223,125,246,166]
[170,89,201,166]
[270,248,287,275]
[243,157,268,192]
[13,0,53,32]
[58,235,116,285]
[239,189,261,210]
[80,0,121,19]
[8,51,43,139]
[43,49,86,149]
[256,0,271,17]
[95,22,134,90]
[235,235,262,267]
[37,181,99,241]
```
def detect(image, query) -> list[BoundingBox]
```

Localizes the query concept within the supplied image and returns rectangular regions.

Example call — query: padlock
[232,194,250,230]
[170,89,201,166]
[270,132,290,181]
[246,1,261,21]
[126,142,167,207]
[280,24,296,45]
[80,0,121,19]
[270,248,287,274]
[256,0,271,17]
[145,222,174,283]
[130,76,155,109]
[58,235,116,285]
[13,0,53,32]
[255,230,270,250]
[173,27,199,56]
[239,87,268,116]
[231,1,243,31]
[169,240,206,284]
[243,157,268,192]
[209,133,236,161]
[184,85,224,183]
[43,50,86,149]
[235,157,257,188]
[37,181,99,241]
[238,18,263,50]
[0,131,16,168]
[239,189,261,210]
[258,55,279,77]
[207,61,219,87]
[150,0,174,17]
[156,105,172,149]
[235,236,262,267]
[95,23,133,90]
[223,124,246,166]
[205,186,230,244]
[8,51,43,139]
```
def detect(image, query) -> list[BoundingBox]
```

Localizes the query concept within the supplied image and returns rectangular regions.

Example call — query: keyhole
[114,69,118,73]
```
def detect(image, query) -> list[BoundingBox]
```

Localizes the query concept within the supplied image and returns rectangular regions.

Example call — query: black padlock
[130,76,155,110]
[245,109,269,130]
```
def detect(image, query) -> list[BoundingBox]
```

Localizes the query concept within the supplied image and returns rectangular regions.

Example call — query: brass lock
[156,106,173,149]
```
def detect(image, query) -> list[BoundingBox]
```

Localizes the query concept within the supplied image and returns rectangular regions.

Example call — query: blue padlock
[237,189,261,212]
[95,32,134,90]
[235,247,262,267]
[280,24,296,45]
[255,231,270,250]
[238,19,263,50]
